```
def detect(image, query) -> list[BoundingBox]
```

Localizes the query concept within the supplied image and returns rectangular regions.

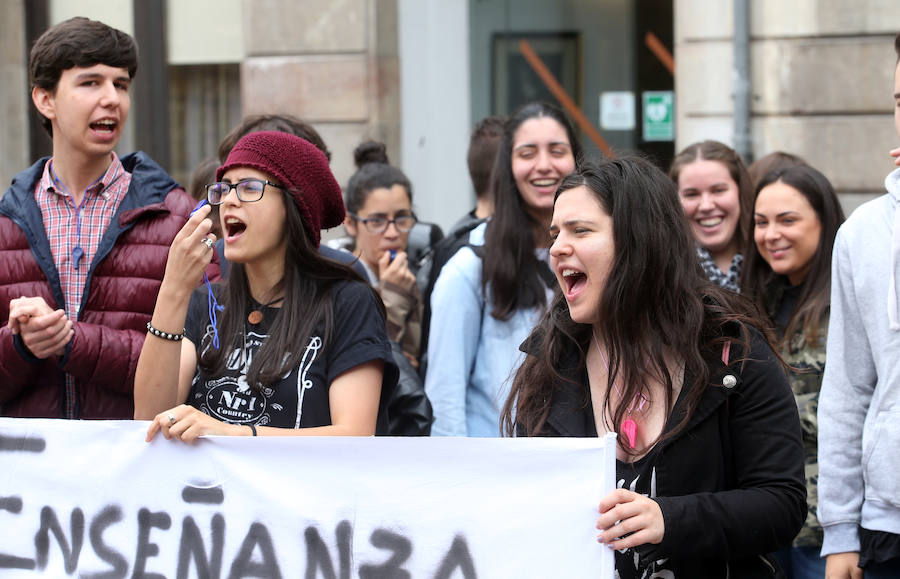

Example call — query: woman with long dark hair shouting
[503,157,805,577]
[134,131,397,441]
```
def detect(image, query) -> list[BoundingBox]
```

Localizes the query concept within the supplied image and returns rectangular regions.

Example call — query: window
[168,64,241,187]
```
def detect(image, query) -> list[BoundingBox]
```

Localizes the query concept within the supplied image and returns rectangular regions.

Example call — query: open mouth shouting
[90,118,118,136]
[223,216,248,243]
[560,267,588,300]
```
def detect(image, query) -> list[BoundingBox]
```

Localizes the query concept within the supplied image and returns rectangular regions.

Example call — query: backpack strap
[536,260,557,289]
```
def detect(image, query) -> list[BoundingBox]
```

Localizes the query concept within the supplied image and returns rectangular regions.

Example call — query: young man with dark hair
[817,31,900,578]
[0,17,218,419]
[447,115,506,235]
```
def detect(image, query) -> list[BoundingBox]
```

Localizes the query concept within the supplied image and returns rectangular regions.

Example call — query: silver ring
[201,237,214,250]
[167,413,176,424]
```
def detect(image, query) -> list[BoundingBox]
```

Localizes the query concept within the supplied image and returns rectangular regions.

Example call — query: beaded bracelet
[146,321,185,341]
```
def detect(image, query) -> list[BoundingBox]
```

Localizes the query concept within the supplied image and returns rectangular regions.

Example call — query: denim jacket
[424,223,550,436]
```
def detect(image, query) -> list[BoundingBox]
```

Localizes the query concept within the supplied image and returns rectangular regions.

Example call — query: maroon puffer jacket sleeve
[59,322,146,395]
[59,187,220,396]
[0,326,41,402]
[0,215,59,400]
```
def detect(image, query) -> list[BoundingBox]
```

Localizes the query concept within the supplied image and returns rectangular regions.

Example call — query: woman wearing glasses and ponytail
[343,141,423,369]
[133,131,398,442]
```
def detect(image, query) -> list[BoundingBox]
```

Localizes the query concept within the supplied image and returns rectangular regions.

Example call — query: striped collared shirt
[34,153,131,417]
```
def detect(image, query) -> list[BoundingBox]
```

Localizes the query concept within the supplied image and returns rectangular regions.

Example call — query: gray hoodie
[818,167,900,557]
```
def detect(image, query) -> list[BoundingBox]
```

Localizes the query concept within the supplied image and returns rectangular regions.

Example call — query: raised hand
[161,203,216,296]
[378,249,417,292]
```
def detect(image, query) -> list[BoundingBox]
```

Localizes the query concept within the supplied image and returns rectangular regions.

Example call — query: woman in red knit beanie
[134,131,398,441]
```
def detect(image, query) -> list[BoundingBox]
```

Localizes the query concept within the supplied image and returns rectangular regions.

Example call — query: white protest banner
[0,419,615,578]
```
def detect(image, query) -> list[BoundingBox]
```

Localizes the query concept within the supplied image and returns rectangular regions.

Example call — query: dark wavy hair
[741,165,845,349]
[669,140,755,257]
[747,151,807,189]
[468,115,507,199]
[483,102,583,320]
[218,114,331,162]
[502,157,770,451]
[344,141,413,214]
[30,17,138,136]
[199,187,375,389]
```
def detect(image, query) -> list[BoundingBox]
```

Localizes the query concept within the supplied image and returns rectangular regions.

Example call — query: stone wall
[240,0,399,191]
[675,0,900,212]
[0,0,29,194]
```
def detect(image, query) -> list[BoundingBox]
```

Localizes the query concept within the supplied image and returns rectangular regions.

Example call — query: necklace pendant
[248,310,264,325]
[621,418,638,449]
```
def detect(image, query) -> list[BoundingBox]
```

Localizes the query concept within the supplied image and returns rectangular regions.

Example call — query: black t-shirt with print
[184,281,397,432]
[581,402,675,578]
[614,452,673,579]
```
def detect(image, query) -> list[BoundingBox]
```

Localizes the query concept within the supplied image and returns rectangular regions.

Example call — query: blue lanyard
[50,165,103,271]
[191,200,224,349]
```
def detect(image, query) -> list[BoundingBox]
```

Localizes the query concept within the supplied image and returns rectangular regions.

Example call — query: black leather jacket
[385,340,433,435]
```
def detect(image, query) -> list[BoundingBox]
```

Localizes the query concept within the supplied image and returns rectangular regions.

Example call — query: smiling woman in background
[742,164,845,579]
[670,140,755,292]
[425,101,582,436]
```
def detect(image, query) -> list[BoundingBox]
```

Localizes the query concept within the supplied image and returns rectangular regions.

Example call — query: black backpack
[416,218,488,373]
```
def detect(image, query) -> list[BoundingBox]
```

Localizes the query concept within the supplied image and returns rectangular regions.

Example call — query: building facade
[1,0,897,227]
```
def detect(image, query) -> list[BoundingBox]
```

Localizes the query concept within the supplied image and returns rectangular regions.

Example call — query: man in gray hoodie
[817,32,900,579]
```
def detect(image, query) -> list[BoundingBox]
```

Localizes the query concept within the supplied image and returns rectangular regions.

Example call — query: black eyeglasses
[349,212,418,234]
[206,179,282,205]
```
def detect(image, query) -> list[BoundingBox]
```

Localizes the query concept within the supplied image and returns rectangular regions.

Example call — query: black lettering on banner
[0,496,23,511]
[181,485,225,505]
[228,522,283,579]
[303,521,352,579]
[359,528,411,579]
[83,505,128,579]
[432,535,477,579]
[177,514,225,579]
[133,508,172,579]
[0,434,46,452]
[34,505,84,573]
[0,496,35,570]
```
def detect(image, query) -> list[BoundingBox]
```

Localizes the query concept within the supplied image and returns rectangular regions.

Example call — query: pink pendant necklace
[592,330,647,449]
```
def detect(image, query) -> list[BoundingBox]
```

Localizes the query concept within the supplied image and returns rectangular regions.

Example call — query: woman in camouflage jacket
[742,164,846,578]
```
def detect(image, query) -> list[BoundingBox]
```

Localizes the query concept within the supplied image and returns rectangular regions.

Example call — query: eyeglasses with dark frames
[206,179,283,205]
[349,212,418,234]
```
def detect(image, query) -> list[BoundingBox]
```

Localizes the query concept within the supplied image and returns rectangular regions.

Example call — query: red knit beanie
[216,131,345,247]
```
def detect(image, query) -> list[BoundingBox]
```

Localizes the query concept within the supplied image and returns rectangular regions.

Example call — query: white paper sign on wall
[600,91,636,131]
